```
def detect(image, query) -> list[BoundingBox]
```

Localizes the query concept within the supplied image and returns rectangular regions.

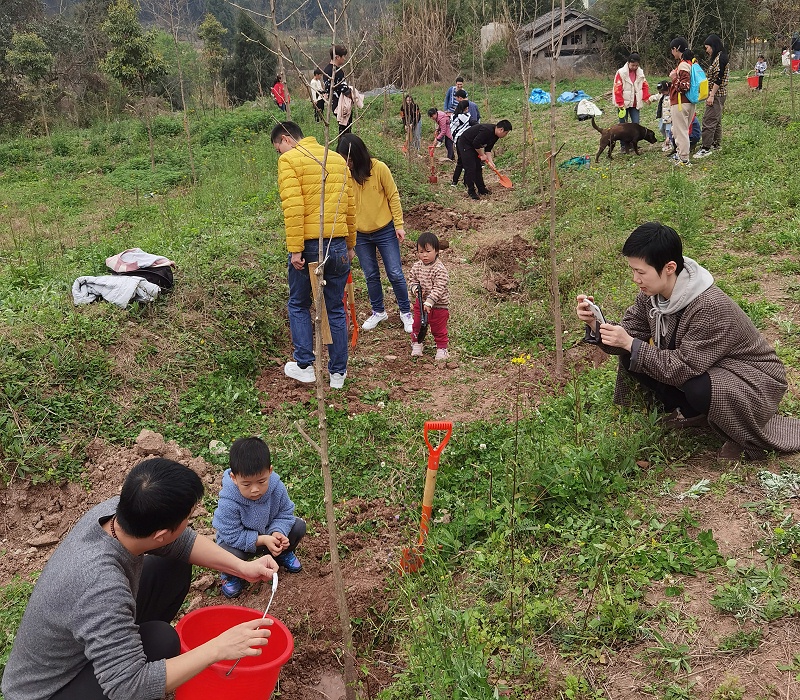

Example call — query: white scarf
[648,256,714,348]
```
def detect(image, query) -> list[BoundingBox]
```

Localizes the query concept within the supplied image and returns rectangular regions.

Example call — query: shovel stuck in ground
[399,420,453,574]
[427,144,438,184]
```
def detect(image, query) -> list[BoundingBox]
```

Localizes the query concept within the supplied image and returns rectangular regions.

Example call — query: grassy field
[3,70,800,699]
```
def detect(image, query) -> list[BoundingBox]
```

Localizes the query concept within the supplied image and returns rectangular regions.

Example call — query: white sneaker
[435,348,449,361]
[400,312,414,333]
[411,343,424,357]
[329,372,346,389]
[694,148,712,159]
[362,311,388,330]
[284,361,315,383]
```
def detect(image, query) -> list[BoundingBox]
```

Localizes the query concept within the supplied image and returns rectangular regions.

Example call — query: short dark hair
[454,89,468,99]
[682,49,695,61]
[455,76,464,83]
[229,437,272,478]
[115,459,204,538]
[453,99,470,115]
[621,222,684,275]
[628,52,640,62]
[416,231,440,252]
[330,44,348,59]
[313,67,323,76]
[657,80,671,91]
[271,121,303,143]
[337,133,372,186]
[427,107,438,117]
[670,36,688,52]
[497,119,512,132]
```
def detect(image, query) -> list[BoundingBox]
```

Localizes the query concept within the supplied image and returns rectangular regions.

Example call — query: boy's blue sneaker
[276,551,303,573]
[220,573,243,598]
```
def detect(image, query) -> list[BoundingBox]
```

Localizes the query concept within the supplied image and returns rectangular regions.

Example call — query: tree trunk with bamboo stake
[295,17,356,700]
[547,0,566,377]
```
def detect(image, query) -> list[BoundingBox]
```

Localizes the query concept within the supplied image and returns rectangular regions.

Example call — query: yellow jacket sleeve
[277,153,306,253]
[376,160,404,230]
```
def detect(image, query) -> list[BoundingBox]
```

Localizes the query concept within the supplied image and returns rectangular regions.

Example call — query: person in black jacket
[456,120,512,200]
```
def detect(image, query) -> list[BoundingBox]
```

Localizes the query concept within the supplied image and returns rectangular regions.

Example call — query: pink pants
[412,300,449,348]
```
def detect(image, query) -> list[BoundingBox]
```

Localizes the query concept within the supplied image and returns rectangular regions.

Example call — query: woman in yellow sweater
[337,134,413,333]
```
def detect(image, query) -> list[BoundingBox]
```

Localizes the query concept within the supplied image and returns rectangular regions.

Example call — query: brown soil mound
[404,202,483,234]
[472,233,536,295]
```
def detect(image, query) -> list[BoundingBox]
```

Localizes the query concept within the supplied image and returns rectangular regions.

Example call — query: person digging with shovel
[408,231,450,361]
[456,120,512,200]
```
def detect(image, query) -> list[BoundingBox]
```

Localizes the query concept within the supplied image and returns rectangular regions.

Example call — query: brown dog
[591,117,658,162]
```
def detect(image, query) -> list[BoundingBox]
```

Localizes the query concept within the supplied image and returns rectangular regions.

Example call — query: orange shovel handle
[417,421,453,543]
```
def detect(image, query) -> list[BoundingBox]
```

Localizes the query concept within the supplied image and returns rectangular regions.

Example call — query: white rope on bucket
[225,572,279,677]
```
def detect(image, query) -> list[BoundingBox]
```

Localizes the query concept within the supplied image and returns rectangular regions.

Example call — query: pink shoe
[411,343,424,357]
[435,348,449,361]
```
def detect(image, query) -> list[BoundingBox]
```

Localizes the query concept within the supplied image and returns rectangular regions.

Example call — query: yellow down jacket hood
[276,136,356,253]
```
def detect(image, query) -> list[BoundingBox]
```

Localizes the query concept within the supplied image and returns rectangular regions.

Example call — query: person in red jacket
[613,52,652,153]
[271,75,289,112]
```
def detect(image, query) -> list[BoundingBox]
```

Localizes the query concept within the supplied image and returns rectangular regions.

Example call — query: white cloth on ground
[72,275,161,308]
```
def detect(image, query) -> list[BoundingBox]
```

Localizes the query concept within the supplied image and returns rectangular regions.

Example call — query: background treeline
[1,0,798,134]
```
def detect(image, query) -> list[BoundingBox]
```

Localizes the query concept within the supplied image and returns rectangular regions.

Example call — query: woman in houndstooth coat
[578,222,800,461]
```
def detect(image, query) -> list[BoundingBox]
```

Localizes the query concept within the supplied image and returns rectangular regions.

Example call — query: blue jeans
[355,222,410,315]
[619,107,640,124]
[287,237,350,375]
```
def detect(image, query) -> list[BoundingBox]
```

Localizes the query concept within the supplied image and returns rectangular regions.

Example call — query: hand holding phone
[585,299,606,325]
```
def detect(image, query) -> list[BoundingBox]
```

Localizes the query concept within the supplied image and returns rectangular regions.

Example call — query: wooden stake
[308,262,333,345]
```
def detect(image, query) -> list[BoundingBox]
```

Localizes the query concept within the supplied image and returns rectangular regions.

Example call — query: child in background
[408,232,450,361]
[755,55,767,90]
[309,68,326,121]
[271,75,288,112]
[213,437,306,598]
[427,107,454,161]
[655,81,672,152]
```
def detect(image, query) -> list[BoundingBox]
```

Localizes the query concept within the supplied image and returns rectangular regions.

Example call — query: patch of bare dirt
[472,233,537,296]
[403,202,484,235]
[0,432,407,700]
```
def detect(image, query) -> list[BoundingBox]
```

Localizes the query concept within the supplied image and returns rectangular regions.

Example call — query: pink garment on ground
[106,248,175,273]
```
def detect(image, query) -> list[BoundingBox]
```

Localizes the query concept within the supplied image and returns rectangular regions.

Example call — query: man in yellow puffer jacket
[271,121,356,389]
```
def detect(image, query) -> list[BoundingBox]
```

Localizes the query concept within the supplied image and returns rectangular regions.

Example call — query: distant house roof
[518,8,608,56]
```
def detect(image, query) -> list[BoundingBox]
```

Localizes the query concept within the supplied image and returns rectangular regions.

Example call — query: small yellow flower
[511,353,531,365]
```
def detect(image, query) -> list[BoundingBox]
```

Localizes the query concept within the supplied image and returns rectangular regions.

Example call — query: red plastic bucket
[747,75,759,88]
[175,605,293,700]
[793,59,800,72]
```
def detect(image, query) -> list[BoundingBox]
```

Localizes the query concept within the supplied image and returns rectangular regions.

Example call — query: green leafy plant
[710,677,745,700]
[711,563,794,621]
[717,629,763,654]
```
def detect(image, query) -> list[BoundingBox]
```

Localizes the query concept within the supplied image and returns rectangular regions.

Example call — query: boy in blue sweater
[213,437,306,597]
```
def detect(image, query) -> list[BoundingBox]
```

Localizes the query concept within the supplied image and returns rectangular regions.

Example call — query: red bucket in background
[747,75,759,88]
[175,605,293,700]
[793,59,800,72]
